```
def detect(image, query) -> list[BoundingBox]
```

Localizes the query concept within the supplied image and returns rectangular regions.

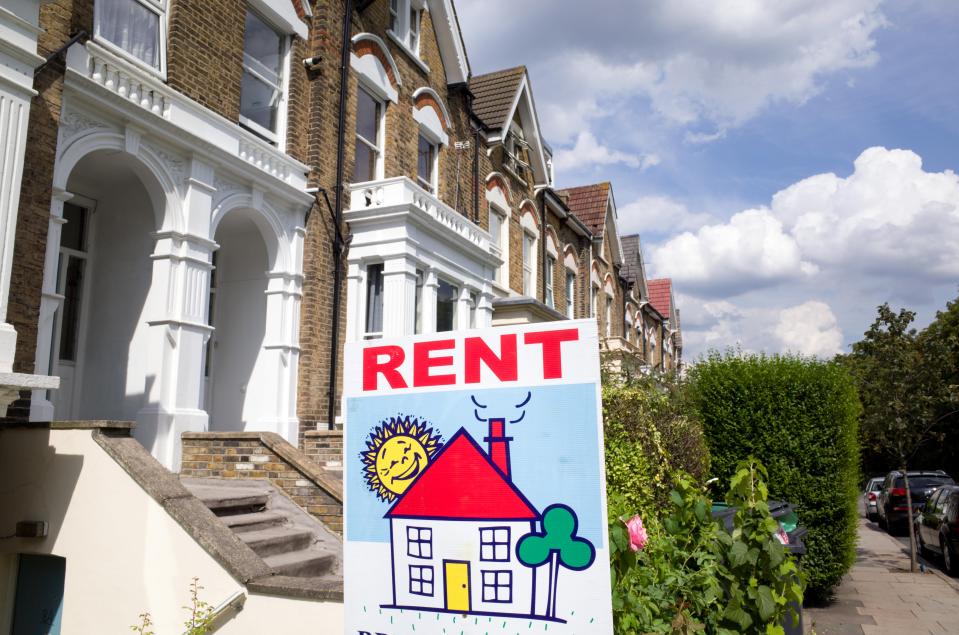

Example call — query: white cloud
[772,147,959,280]
[618,195,715,236]
[552,131,659,172]
[459,0,887,139]
[649,147,959,297]
[649,147,959,358]
[648,208,817,296]
[774,301,844,357]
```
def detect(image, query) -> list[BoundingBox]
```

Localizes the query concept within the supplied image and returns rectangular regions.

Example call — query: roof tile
[647,278,673,317]
[469,66,526,130]
[557,182,610,234]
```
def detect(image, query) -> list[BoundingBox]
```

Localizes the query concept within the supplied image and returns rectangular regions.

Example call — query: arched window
[519,204,539,297]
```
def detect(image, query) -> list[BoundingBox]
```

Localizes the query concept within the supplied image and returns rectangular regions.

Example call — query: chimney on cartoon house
[485,418,512,479]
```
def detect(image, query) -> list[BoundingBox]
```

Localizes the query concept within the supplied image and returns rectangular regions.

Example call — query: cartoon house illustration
[383,418,546,618]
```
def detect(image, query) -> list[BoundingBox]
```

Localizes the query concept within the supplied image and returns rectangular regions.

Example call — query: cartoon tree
[517,504,596,619]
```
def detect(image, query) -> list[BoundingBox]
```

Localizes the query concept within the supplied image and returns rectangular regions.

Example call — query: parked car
[862,476,884,521]
[878,470,955,532]
[915,484,959,576]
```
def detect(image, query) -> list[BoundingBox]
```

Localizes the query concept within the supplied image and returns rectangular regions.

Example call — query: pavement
[803,517,959,634]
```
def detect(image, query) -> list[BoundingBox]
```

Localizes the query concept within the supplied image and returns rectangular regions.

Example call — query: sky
[456,0,959,360]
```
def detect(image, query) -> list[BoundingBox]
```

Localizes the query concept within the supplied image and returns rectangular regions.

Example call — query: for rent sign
[343,320,613,634]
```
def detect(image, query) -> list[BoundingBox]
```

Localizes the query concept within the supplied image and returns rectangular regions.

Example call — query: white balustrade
[350,177,492,254]
[67,42,303,188]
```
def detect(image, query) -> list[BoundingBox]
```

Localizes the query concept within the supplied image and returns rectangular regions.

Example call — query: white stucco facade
[28,41,311,468]
[344,177,500,342]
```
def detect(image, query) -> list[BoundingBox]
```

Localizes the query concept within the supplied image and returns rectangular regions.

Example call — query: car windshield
[893,476,954,488]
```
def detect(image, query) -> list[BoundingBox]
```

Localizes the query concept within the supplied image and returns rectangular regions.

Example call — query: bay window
[94,0,165,72]
[355,87,384,182]
[240,9,289,143]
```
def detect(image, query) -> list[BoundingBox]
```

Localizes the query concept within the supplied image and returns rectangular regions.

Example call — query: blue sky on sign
[457,0,959,359]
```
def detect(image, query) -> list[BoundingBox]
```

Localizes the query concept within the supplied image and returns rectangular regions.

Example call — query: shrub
[603,378,710,517]
[688,352,860,599]
[609,460,804,635]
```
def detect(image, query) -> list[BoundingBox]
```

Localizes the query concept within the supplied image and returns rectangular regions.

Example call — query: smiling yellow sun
[361,416,443,502]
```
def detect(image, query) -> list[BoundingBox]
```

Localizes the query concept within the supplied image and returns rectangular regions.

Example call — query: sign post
[343,320,612,634]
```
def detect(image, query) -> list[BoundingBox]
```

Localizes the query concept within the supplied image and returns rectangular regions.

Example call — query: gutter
[328,0,355,430]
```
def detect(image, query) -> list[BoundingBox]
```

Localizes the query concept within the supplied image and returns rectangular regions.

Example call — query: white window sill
[386,29,430,75]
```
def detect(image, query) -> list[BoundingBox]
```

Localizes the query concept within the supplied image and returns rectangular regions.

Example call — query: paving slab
[804,518,959,635]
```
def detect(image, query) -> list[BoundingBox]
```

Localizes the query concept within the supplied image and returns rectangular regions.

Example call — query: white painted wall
[0,428,343,632]
[210,213,270,432]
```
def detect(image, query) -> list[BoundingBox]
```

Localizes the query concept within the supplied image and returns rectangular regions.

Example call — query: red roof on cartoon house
[386,429,539,521]
[647,278,673,318]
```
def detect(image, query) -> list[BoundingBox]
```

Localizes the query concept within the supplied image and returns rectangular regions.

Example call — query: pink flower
[625,515,648,552]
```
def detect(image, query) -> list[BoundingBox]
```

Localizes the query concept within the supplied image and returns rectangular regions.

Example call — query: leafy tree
[843,302,959,571]
[518,504,595,619]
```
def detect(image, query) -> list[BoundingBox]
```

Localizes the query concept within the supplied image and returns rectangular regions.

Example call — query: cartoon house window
[409,565,434,596]
[479,527,510,562]
[407,526,433,559]
[481,570,513,603]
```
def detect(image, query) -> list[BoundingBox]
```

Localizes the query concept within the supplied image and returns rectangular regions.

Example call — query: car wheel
[942,537,957,576]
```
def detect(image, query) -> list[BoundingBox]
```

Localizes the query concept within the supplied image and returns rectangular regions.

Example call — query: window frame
[522,231,536,296]
[565,271,575,318]
[409,564,434,596]
[93,0,168,77]
[354,85,386,182]
[488,203,509,286]
[481,570,513,604]
[545,255,555,309]
[364,262,384,340]
[406,526,433,559]
[416,133,438,194]
[479,527,511,562]
[238,7,292,146]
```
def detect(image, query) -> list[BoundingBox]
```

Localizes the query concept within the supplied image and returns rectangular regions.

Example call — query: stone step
[221,511,286,534]
[239,527,314,558]
[187,484,270,516]
[264,550,337,578]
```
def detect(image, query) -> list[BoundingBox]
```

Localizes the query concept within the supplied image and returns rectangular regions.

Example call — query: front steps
[183,479,340,579]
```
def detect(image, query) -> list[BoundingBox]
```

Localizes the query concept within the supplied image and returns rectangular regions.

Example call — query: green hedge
[688,353,860,599]
[604,380,710,517]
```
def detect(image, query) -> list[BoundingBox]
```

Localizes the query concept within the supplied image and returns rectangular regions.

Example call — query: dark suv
[915,484,959,575]
[877,470,955,531]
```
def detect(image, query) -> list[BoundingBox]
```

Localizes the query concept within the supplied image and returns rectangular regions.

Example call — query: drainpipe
[328,0,355,430]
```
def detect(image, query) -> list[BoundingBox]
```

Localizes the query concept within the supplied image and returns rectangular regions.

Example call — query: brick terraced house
[0,0,681,630]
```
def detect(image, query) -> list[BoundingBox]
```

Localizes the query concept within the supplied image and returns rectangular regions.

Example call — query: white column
[140,230,215,469]
[382,257,416,337]
[346,262,365,341]
[422,269,438,334]
[477,290,494,328]
[262,269,302,444]
[456,286,471,330]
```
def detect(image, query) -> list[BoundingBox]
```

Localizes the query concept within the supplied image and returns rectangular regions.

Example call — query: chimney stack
[484,417,512,479]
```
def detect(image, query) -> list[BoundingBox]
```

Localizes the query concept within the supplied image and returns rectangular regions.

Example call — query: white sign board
[343,320,612,634]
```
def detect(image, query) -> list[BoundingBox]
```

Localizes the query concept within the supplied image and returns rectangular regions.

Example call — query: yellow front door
[444,561,471,612]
